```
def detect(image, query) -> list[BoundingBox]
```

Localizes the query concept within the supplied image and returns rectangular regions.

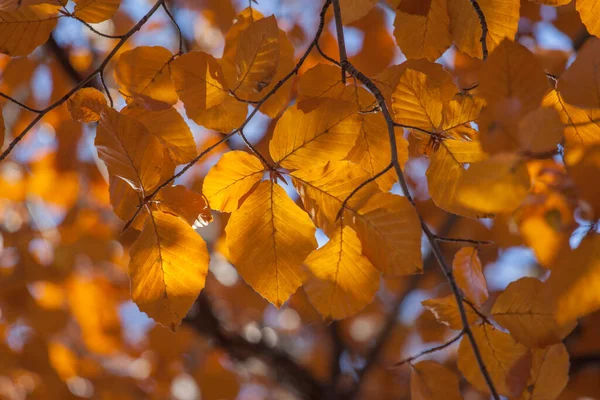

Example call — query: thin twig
[60,8,125,39]
[0,0,166,162]
[162,1,184,54]
[335,163,392,221]
[239,129,276,170]
[434,236,494,246]
[463,298,491,324]
[393,330,465,367]
[331,0,348,83]
[99,70,114,107]
[0,93,43,113]
[341,57,501,400]
[316,42,341,66]
[469,0,488,59]
[393,122,435,135]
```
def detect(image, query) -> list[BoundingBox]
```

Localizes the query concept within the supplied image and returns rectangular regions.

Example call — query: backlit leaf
[453,246,488,306]
[67,88,107,123]
[491,277,576,348]
[114,46,178,109]
[156,185,212,227]
[225,181,317,307]
[203,151,265,213]
[269,100,360,170]
[73,0,119,23]
[519,344,569,400]
[130,210,209,331]
[410,360,463,400]
[303,225,380,320]
[558,37,600,109]
[576,0,600,39]
[0,4,59,56]
[457,154,530,214]
[457,324,532,397]
[171,51,247,132]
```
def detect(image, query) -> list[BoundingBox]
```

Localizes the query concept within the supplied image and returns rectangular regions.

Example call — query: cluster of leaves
[2,0,600,399]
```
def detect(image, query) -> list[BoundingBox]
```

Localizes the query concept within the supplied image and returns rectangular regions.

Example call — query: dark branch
[469,0,488,59]
[392,330,465,367]
[331,0,348,83]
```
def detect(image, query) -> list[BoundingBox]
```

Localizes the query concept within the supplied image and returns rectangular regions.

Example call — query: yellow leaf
[121,106,197,164]
[171,51,247,132]
[479,39,549,113]
[156,185,212,227]
[352,192,423,275]
[225,181,317,307]
[129,210,209,331]
[576,0,600,40]
[0,5,59,56]
[457,154,530,214]
[222,7,265,61]
[518,107,564,153]
[543,89,600,148]
[392,68,444,131]
[73,0,119,23]
[96,108,165,193]
[290,160,380,234]
[373,59,457,108]
[448,0,520,58]
[567,144,600,218]
[297,63,374,111]
[269,100,360,170]
[303,225,380,320]
[491,277,576,348]
[519,344,569,400]
[233,15,280,96]
[453,246,488,306]
[346,113,409,191]
[114,46,178,109]
[393,0,452,61]
[339,0,377,24]
[427,138,488,218]
[422,294,479,330]
[548,235,600,324]
[457,324,532,397]
[203,151,265,213]
[558,37,600,109]
[66,87,107,123]
[410,360,463,400]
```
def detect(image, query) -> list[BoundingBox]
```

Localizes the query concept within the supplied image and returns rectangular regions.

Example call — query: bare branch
[392,330,465,367]
[0,92,43,113]
[469,0,488,59]
[331,0,348,83]
[434,236,494,246]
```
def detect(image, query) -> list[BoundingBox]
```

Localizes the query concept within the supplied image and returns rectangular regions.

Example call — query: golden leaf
[457,324,532,397]
[203,151,265,213]
[67,88,107,123]
[448,0,520,58]
[156,185,212,227]
[576,0,600,40]
[518,107,564,153]
[453,246,488,306]
[339,0,377,24]
[225,181,317,307]
[0,5,59,56]
[73,0,119,23]
[548,235,600,324]
[558,37,600,109]
[457,154,530,214]
[114,46,178,109]
[518,344,569,400]
[410,360,463,400]
[567,144,600,218]
[269,100,360,170]
[491,277,576,348]
[304,225,380,320]
[393,0,452,61]
[129,210,209,331]
[233,15,280,96]
[171,51,247,132]
[422,294,479,330]
[392,68,444,131]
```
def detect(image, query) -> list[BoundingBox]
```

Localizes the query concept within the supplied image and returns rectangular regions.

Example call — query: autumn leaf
[72,0,120,23]
[491,277,576,348]
[170,51,247,132]
[67,88,107,123]
[410,360,463,400]
[422,294,479,330]
[130,209,209,331]
[458,324,532,397]
[339,0,377,24]
[519,344,569,400]
[203,151,265,213]
[303,225,380,320]
[0,4,59,56]
[269,100,360,170]
[453,246,488,306]
[155,185,212,227]
[114,46,178,109]
[225,180,317,307]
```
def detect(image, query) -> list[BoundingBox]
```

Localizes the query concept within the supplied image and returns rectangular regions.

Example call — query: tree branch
[393,330,465,367]
[469,0,488,59]
[331,0,348,83]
